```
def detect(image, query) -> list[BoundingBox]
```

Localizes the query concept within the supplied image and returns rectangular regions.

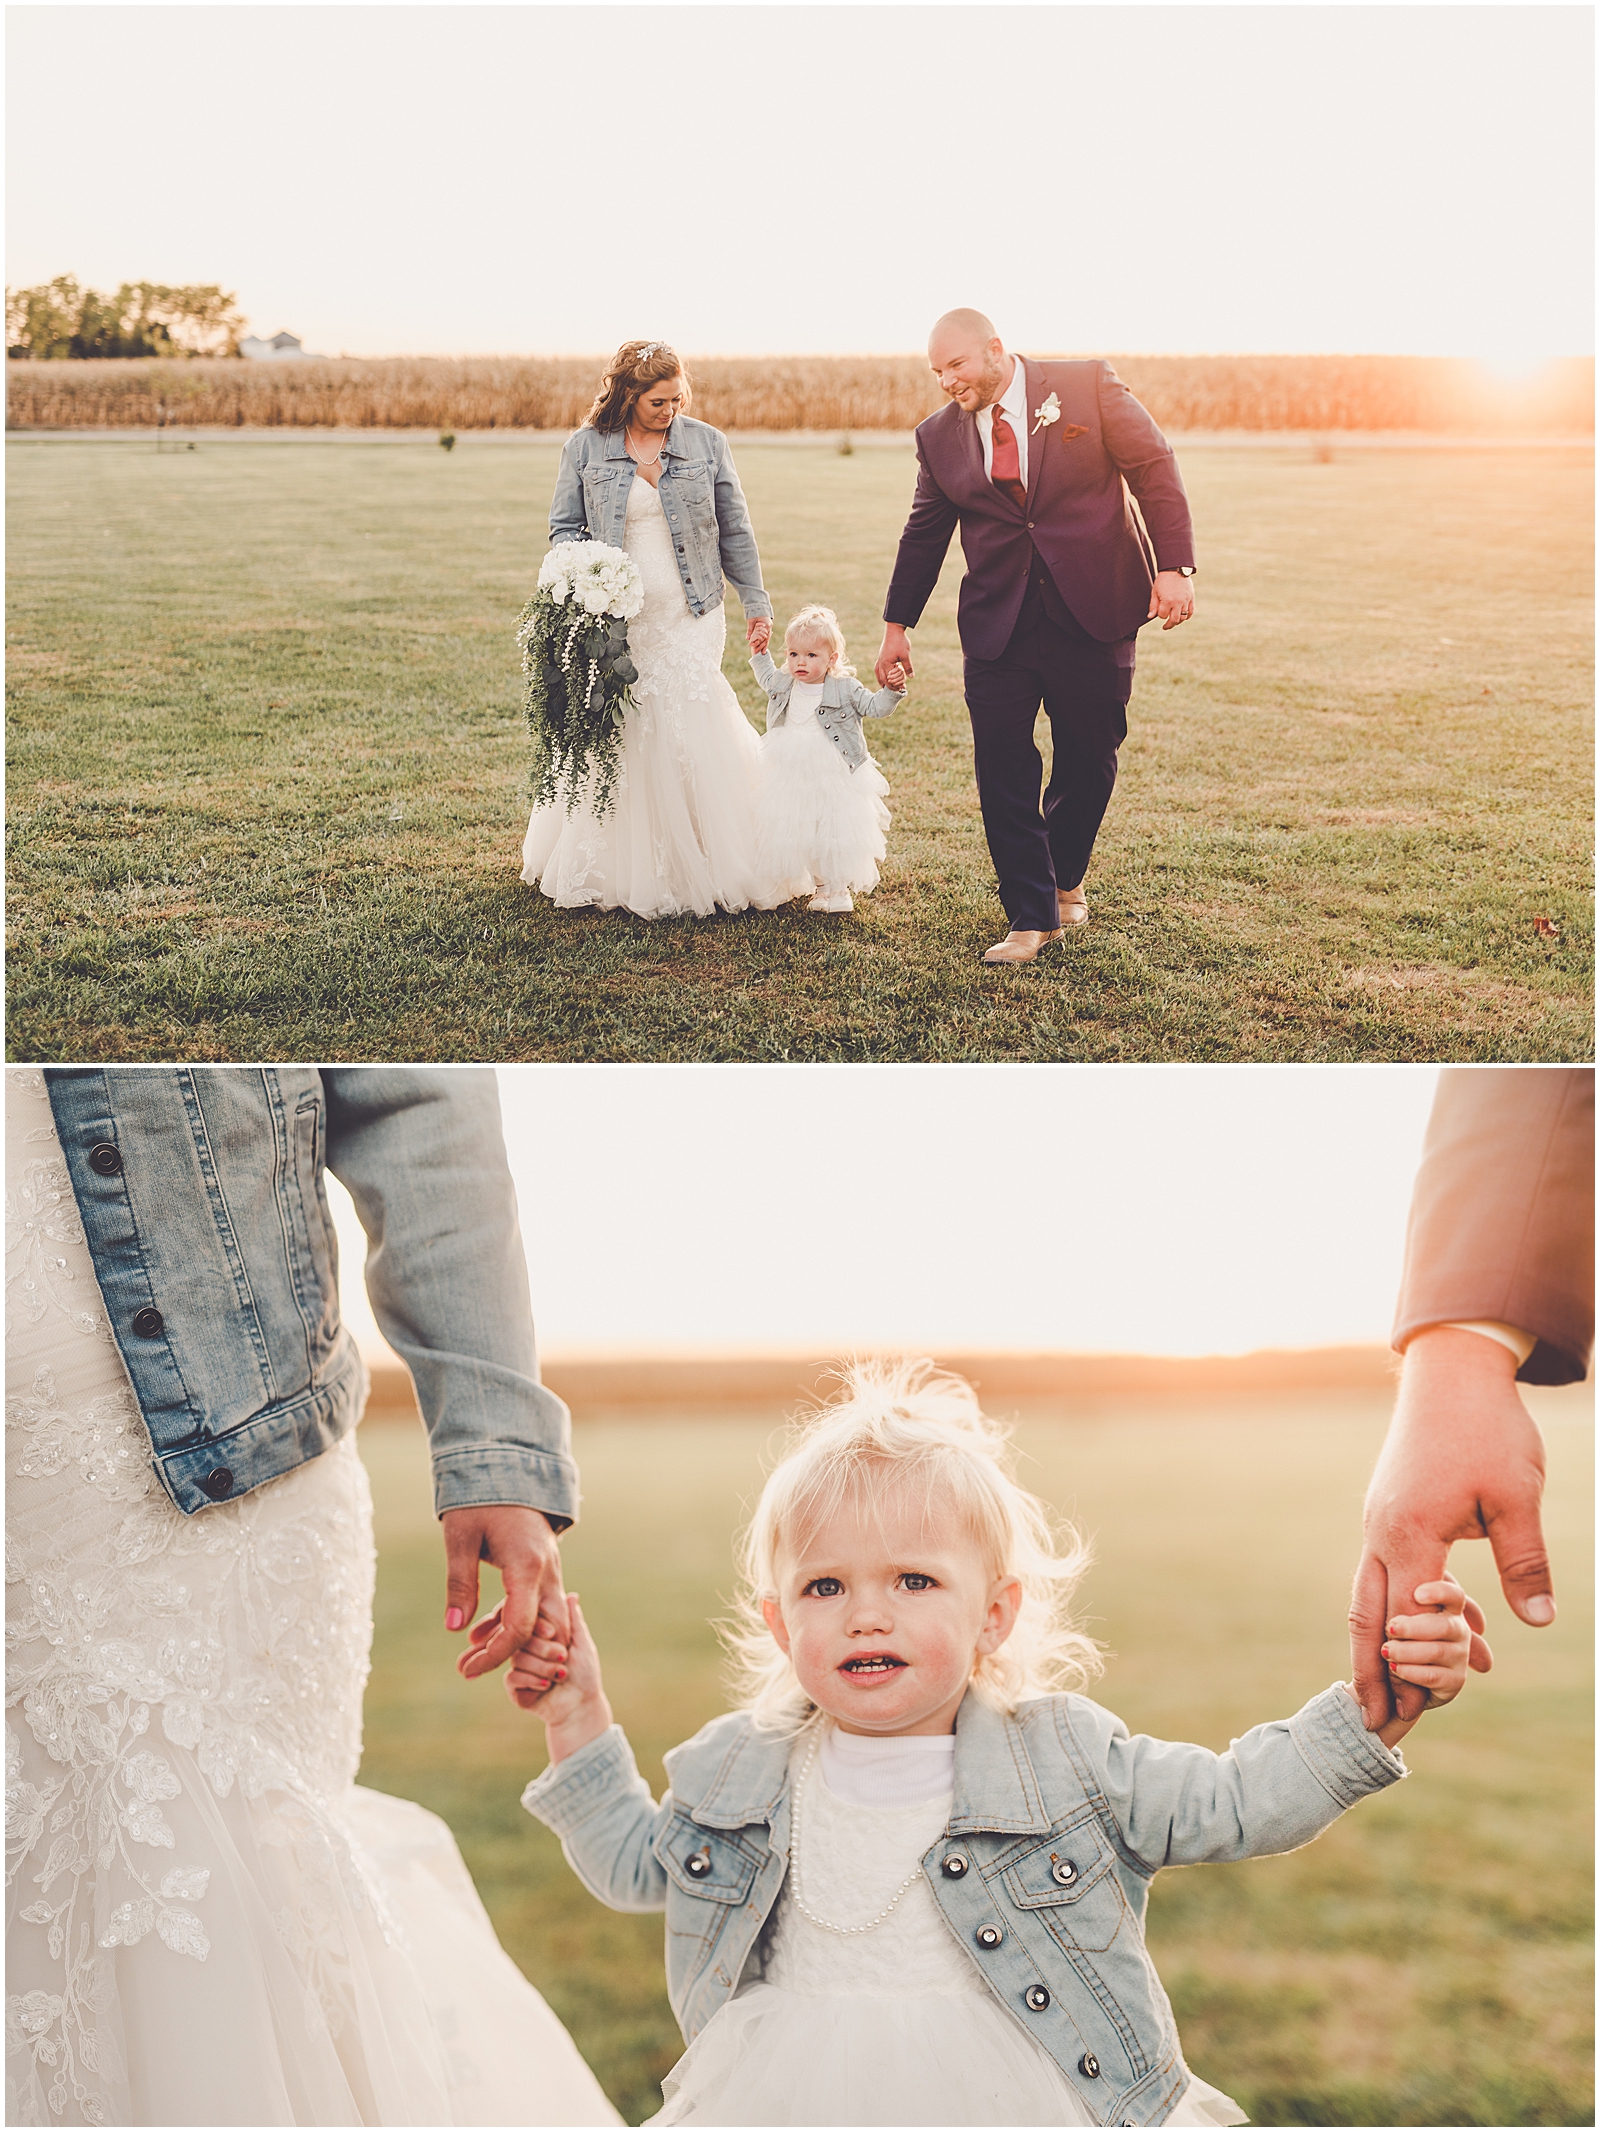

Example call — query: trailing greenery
[4,434,1592,1062]
[518,542,642,818]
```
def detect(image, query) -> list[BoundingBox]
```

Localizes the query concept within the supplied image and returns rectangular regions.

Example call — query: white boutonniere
[1031,391,1061,436]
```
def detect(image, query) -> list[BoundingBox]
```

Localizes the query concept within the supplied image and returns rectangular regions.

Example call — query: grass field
[353,1391,1594,2127]
[6,432,1592,1063]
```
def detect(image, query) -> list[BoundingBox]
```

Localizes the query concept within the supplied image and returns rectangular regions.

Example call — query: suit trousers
[962,567,1135,933]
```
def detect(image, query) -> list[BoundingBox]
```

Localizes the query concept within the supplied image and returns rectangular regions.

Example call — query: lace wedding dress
[521,477,805,918]
[4,1071,619,2128]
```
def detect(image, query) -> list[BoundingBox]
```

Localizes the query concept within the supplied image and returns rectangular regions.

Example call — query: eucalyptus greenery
[518,541,643,819]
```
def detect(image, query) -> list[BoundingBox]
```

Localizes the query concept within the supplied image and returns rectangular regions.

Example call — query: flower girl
[507,1363,1471,2128]
[751,605,905,913]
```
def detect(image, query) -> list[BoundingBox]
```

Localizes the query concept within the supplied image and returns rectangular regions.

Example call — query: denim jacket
[749,651,905,772]
[523,1683,1405,2127]
[549,418,772,621]
[43,1067,577,1525]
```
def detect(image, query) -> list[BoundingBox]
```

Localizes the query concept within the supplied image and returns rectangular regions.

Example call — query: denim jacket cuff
[430,1445,580,1526]
[522,1725,640,1833]
[1289,1683,1408,1808]
[739,590,774,621]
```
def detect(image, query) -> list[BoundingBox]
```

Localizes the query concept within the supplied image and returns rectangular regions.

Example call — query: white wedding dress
[4,1070,619,2129]
[521,477,805,917]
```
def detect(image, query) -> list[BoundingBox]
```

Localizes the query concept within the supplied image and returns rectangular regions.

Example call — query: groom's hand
[876,624,914,687]
[443,1503,569,1681]
[1349,1327,1550,1730]
[1148,571,1195,630]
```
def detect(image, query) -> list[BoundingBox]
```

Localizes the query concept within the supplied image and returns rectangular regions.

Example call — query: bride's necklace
[625,426,665,468]
[786,1731,931,1937]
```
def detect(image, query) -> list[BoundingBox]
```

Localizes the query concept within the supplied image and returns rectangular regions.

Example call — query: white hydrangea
[536,540,644,622]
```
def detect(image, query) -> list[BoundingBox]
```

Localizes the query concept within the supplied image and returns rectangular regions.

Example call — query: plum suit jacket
[882,357,1196,661]
[1392,1067,1594,1385]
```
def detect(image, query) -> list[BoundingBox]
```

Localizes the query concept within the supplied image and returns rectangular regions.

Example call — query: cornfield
[6,352,1593,434]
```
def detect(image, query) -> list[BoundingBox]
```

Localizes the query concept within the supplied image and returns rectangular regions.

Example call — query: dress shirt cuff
[1440,1320,1538,1365]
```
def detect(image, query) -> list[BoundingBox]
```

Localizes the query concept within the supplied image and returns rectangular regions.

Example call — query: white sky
[7,6,1592,365]
[328,1064,1441,1361]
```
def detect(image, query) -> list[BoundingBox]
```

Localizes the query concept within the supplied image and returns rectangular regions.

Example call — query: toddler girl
[751,605,905,913]
[509,1363,1471,2128]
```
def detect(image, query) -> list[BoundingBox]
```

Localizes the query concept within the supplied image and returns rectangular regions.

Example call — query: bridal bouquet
[518,540,645,817]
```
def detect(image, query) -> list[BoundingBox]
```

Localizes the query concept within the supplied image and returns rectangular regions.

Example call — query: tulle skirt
[647,1983,1247,2127]
[755,725,891,897]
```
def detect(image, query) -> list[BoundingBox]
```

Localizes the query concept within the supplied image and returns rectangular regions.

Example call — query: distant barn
[240,331,321,361]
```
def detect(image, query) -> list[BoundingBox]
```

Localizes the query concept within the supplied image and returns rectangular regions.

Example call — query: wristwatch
[1171,565,1196,578]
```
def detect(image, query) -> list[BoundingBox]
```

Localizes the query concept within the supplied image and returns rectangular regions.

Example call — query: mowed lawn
[354,1393,1594,2128]
[5,432,1592,1062]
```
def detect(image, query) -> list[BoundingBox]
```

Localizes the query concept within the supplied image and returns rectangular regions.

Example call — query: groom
[877,310,1197,965]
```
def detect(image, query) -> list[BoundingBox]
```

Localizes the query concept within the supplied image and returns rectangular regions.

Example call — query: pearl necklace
[624,428,665,468]
[785,1731,934,1937]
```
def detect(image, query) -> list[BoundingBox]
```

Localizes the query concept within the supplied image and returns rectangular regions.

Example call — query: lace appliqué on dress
[4,1073,383,2126]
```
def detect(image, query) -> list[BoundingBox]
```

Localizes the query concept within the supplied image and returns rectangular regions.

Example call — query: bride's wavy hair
[784,604,855,679]
[723,1358,1103,1735]
[586,339,694,433]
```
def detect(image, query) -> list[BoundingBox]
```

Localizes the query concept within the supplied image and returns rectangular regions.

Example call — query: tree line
[6,277,246,359]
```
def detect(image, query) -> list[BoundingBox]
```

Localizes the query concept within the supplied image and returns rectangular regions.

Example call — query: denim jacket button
[1051,1855,1079,1885]
[975,1923,1003,1949]
[685,1849,712,1878]
[88,1141,123,1175]
[941,1852,970,1878]
[1024,1984,1050,2012]
[131,1306,165,1338]
[1079,2052,1101,2079]
[201,1467,234,1499]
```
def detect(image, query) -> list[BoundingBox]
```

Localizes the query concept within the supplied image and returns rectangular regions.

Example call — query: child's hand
[746,617,772,655]
[507,1594,613,1762]
[887,661,906,689]
[1372,1574,1474,1748]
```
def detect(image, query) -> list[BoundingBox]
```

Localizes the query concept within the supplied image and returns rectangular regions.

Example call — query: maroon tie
[990,402,1026,510]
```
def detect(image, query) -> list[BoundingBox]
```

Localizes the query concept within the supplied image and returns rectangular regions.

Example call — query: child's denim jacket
[750,649,905,772]
[523,1684,1404,2128]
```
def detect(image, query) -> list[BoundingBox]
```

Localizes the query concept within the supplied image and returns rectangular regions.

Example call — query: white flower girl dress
[649,1726,1245,2128]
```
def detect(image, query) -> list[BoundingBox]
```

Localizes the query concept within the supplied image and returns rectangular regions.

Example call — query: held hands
[1367,1574,1476,1750]
[747,617,772,656]
[505,1594,614,1762]
[1148,571,1195,630]
[876,625,914,688]
[443,1503,568,1682]
[1349,1326,1550,1732]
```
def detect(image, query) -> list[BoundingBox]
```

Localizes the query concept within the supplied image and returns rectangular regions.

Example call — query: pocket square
[1057,423,1089,442]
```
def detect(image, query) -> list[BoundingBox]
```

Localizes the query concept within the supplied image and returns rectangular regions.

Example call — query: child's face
[762,1480,1021,1736]
[784,636,833,684]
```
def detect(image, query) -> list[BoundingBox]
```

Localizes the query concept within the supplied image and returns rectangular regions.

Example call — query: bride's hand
[509,1596,614,1760]
[746,616,772,655]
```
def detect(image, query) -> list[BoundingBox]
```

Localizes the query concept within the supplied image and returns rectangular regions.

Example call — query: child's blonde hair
[784,603,856,679]
[726,1358,1102,1733]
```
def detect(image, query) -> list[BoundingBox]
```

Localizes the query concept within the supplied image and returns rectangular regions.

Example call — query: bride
[520,340,803,918]
[5,1066,618,2128]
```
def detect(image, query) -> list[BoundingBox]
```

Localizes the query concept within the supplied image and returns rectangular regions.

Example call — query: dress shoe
[982,928,1063,965]
[1057,886,1089,927]
[807,887,854,913]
